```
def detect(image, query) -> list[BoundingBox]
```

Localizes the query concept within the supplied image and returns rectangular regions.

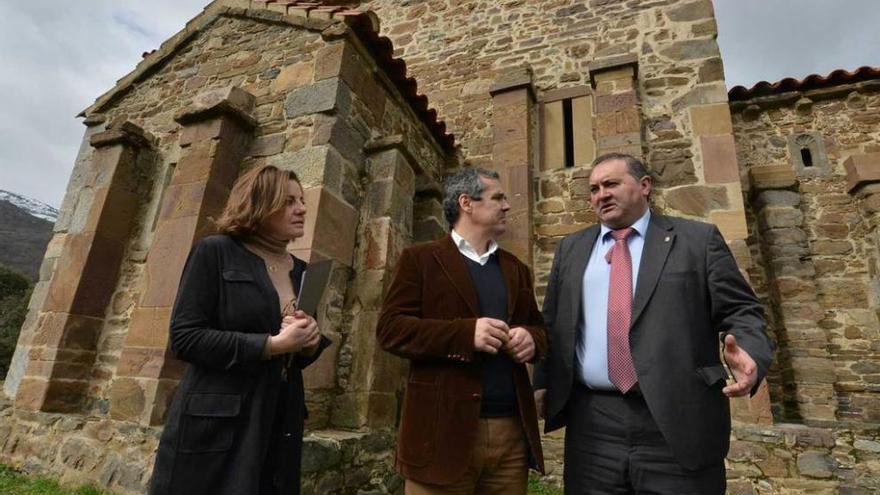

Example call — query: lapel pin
[664,236,670,242]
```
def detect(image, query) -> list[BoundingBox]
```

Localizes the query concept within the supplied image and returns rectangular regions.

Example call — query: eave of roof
[80,0,455,150]
[728,66,880,101]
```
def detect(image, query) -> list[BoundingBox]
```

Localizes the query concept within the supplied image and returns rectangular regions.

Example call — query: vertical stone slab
[4,118,106,399]
[14,121,152,413]
[330,143,415,429]
[490,66,536,267]
[108,86,256,425]
[750,165,837,423]
[589,55,642,158]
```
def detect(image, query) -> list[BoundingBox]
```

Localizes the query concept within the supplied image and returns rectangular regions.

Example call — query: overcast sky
[1,1,878,208]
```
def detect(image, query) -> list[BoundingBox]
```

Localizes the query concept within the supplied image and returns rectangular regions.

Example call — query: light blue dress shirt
[576,209,651,390]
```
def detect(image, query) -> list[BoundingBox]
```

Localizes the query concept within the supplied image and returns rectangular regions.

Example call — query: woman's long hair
[215,165,301,238]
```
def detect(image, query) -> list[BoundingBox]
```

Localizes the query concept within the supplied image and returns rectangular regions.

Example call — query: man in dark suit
[377,167,546,495]
[534,153,774,494]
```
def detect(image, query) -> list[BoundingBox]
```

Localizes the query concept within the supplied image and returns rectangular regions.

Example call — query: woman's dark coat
[149,235,330,495]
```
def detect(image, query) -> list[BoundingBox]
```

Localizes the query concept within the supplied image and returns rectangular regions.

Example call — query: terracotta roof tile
[729,66,880,101]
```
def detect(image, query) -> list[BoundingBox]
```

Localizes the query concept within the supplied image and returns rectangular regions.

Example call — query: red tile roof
[728,66,880,101]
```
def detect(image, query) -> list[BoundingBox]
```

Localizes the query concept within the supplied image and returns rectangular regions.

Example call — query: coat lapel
[434,235,481,317]
[630,213,675,328]
[569,226,601,328]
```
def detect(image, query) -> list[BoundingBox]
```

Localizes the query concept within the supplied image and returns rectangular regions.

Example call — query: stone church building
[1,0,878,493]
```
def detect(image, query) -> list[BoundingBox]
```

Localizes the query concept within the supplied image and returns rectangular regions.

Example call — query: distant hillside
[0,192,55,281]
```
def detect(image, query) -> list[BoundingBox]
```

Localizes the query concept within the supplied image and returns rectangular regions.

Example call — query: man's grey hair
[592,152,650,181]
[443,167,500,228]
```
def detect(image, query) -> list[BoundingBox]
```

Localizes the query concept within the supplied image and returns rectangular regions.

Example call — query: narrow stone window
[800,148,813,168]
[562,98,575,168]
[540,87,594,171]
[787,132,828,176]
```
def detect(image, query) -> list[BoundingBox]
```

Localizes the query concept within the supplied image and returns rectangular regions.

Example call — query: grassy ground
[528,474,564,495]
[0,464,559,495]
[0,466,107,495]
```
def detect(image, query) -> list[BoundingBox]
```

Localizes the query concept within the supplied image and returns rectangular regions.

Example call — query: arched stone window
[787,132,829,176]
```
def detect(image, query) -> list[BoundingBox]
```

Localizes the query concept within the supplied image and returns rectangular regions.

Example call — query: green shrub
[0,264,31,376]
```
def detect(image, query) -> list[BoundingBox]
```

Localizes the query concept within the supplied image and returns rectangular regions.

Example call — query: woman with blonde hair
[149,165,330,495]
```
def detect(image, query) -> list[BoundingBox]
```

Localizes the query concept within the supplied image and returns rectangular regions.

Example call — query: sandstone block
[667,0,714,22]
[710,210,748,241]
[249,133,286,157]
[595,92,638,114]
[700,134,740,184]
[660,39,718,61]
[665,185,729,216]
[271,61,314,93]
[285,78,350,119]
[843,152,880,193]
[690,104,733,137]
[749,165,797,191]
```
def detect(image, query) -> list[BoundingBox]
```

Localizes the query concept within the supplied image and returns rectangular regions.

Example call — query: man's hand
[474,317,509,354]
[505,326,535,363]
[534,389,546,420]
[722,334,758,397]
[269,311,320,355]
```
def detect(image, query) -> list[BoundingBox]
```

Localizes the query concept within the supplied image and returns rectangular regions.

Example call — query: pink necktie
[605,228,637,393]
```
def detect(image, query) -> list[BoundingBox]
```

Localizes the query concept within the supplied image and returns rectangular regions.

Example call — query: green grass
[0,465,107,495]
[528,474,564,495]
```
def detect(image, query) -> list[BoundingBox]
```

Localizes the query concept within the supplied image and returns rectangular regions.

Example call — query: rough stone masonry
[1,0,878,493]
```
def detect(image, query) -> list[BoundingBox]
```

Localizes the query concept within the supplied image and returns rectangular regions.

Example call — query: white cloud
[0,0,205,207]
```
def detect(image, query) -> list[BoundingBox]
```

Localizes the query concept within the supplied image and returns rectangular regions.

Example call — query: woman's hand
[267,311,320,355]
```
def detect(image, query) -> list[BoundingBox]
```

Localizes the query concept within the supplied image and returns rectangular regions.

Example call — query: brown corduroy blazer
[377,235,547,485]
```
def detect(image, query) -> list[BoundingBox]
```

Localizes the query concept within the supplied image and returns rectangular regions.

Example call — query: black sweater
[463,253,518,417]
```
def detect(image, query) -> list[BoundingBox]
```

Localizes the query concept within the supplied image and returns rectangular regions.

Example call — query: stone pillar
[843,153,880,422]
[588,54,642,158]
[108,86,256,425]
[750,165,837,423]
[330,140,416,429]
[490,66,536,266]
[15,121,152,412]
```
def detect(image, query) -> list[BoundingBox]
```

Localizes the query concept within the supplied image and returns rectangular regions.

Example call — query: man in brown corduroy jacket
[377,167,546,495]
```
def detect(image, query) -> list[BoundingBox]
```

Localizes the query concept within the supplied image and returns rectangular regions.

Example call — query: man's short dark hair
[592,152,650,181]
[443,167,500,228]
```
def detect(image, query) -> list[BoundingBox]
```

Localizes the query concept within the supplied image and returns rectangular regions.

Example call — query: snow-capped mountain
[0,190,59,222]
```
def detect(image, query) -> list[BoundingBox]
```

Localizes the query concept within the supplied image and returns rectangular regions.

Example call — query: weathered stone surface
[690,103,733,136]
[797,451,834,478]
[844,152,880,193]
[285,78,350,119]
[665,185,729,216]
[666,0,714,22]
[700,134,740,183]
[760,207,804,230]
[755,190,801,210]
[660,39,718,61]
[750,165,797,191]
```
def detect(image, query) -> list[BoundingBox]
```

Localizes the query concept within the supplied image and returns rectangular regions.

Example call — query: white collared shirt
[577,209,652,390]
[451,230,499,266]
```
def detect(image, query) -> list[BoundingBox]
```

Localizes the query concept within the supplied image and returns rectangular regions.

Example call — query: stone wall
[1,4,453,493]
[364,0,748,292]
[731,80,880,425]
